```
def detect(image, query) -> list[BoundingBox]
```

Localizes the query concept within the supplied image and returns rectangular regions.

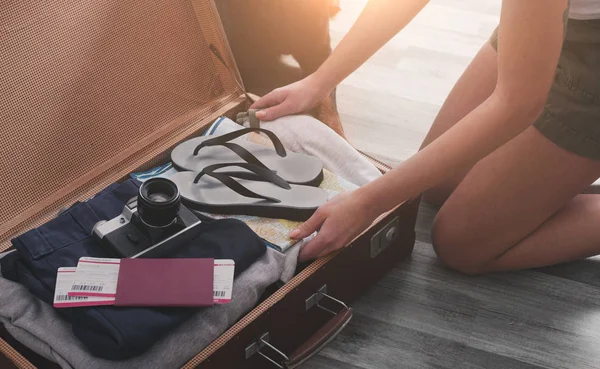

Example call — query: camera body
[92,178,202,258]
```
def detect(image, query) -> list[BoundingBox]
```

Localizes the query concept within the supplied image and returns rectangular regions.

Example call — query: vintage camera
[92,178,203,258]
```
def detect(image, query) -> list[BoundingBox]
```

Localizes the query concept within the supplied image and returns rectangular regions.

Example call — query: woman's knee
[431,209,492,275]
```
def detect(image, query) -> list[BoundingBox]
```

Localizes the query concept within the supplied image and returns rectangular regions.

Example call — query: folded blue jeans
[1,179,266,360]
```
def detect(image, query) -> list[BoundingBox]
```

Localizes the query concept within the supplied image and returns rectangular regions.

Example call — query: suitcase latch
[370,216,400,258]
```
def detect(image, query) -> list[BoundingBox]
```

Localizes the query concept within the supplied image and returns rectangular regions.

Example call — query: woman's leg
[425,20,600,274]
[432,126,600,275]
[421,42,498,205]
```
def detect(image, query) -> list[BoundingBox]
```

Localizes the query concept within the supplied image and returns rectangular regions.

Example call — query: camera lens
[137,178,181,228]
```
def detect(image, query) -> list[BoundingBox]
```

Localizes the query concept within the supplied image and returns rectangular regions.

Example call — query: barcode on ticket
[214,290,226,298]
[55,267,115,308]
[213,260,234,304]
[56,295,89,302]
[71,284,104,292]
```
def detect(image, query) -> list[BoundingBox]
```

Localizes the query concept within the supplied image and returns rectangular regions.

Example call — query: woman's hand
[250,75,331,121]
[248,0,429,123]
[291,191,382,262]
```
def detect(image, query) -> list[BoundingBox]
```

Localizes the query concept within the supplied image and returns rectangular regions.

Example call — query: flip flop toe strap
[196,141,267,169]
[193,163,291,203]
[193,128,287,169]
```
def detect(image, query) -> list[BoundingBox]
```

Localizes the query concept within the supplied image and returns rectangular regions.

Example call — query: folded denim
[1,179,266,360]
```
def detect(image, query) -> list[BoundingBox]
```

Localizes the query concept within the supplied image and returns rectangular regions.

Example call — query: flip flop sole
[170,172,329,221]
[171,136,324,186]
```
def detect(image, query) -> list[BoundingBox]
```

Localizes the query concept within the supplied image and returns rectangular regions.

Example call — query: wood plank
[301,355,365,369]
[318,313,548,369]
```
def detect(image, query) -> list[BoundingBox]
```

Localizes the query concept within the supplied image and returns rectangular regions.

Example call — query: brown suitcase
[0,1,419,368]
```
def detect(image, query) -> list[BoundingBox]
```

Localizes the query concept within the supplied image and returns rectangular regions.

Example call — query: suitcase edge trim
[0,337,34,369]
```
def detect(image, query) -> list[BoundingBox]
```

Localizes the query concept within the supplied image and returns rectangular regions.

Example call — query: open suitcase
[0,1,420,368]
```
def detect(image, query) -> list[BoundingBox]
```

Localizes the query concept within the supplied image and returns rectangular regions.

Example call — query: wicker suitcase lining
[0,0,242,247]
[0,1,244,365]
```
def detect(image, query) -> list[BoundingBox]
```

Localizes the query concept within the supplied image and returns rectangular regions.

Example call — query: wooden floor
[332,0,500,162]
[304,1,600,368]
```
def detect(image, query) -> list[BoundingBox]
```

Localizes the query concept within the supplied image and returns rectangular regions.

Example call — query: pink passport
[114,258,214,307]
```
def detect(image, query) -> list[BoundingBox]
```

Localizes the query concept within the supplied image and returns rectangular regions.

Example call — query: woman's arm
[252,0,429,120]
[295,0,570,260]
[358,0,568,212]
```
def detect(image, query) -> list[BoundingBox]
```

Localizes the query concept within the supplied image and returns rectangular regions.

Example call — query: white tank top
[569,0,600,20]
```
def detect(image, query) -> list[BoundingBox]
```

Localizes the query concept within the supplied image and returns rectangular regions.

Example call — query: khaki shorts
[490,19,600,159]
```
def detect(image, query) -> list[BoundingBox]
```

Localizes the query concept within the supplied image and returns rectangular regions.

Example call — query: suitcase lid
[0,1,246,251]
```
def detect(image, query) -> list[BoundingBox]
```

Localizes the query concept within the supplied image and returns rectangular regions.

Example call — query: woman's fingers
[249,88,284,109]
[290,207,327,239]
[295,192,376,262]
[298,226,334,261]
[250,89,295,121]
[255,102,292,121]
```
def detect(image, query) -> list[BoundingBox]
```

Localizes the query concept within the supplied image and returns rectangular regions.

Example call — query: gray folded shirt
[0,245,299,369]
